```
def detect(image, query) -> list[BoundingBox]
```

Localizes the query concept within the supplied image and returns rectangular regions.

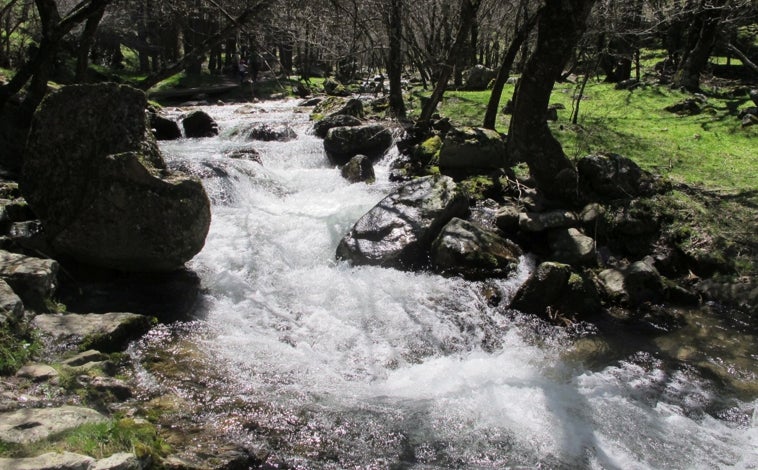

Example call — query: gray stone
[16,364,59,382]
[518,210,578,232]
[511,262,602,320]
[0,452,95,470]
[494,202,520,234]
[579,203,606,224]
[548,228,596,266]
[438,127,508,172]
[598,260,665,307]
[664,99,701,115]
[149,113,181,141]
[330,98,364,118]
[337,176,469,269]
[33,313,152,353]
[0,198,34,223]
[89,377,133,401]
[230,123,296,142]
[0,250,58,312]
[323,77,348,96]
[0,406,106,444]
[324,125,393,165]
[0,278,23,326]
[22,84,211,272]
[341,155,375,184]
[431,218,522,280]
[93,453,142,470]
[313,114,362,138]
[61,350,109,368]
[463,65,496,90]
[578,153,655,200]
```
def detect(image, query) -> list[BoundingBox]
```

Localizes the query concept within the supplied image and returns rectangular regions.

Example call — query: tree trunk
[419,0,481,123]
[387,0,406,119]
[482,5,539,129]
[506,0,596,201]
[673,0,726,92]
[75,4,106,81]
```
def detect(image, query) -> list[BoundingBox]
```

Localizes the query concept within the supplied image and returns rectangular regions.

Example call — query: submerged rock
[337,176,469,269]
[324,125,393,165]
[230,123,296,142]
[21,83,211,272]
[431,218,522,280]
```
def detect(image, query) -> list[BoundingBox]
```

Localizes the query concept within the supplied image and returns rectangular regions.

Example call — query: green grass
[0,418,170,460]
[0,325,40,376]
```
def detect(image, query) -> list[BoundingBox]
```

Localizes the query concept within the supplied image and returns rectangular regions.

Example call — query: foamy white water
[151,100,757,468]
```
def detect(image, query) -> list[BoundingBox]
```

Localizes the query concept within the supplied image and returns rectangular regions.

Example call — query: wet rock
[299,97,322,107]
[0,278,23,326]
[181,110,218,137]
[4,220,49,253]
[323,77,348,96]
[32,312,153,353]
[61,350,109,368]
[438,127,508,173]
[0,197,34,223]
[0,405,106,444]
[463,64,496,90]
[149,113,181,140]
[494,201,521,234]
[431,218,522,280]
[313,114,362,138]
[0,451,95,470]
[577,153,655,200]
[337,176,469,269]
[226,148,262,164]
[695,278,758,314]
[89,377,133,401]
[230,123,296,142]
[324,125,393,165]
[330,98,364,118]
[547,228,596,266]
[511,262,602,321]
[15,364,59,382]
[0,250,58,312]
[341,155,375,184]
[518,210,578,232]
[22,84,211,272]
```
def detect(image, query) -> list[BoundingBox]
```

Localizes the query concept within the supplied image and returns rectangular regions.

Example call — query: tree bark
[506,0,596,201]
[482,5,538,130]
[419,0,481,123]
[387,0,406,119]
[75,4,107,81]
[673,0,727,91]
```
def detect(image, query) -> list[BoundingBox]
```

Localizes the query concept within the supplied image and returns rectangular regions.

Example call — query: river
[133,99,757,469]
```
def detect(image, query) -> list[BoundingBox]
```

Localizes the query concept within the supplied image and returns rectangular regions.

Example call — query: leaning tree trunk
[419,0,481,124]
[506,0,596,202]
[482,4,538,130]
[673,0,726,92]
[386,0,406,119]
[75,4,106,81]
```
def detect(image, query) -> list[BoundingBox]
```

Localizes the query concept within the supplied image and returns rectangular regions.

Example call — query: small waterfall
[134,100,758,469]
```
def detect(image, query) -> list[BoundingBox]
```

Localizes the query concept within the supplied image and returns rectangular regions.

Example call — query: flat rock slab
[0,406,106,444]
[92,452,141,470]
[0,451,95,470]
[33,312,153,353]
[15,364,59,382]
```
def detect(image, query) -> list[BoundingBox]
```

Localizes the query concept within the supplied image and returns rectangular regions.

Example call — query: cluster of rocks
[305,96,395,183]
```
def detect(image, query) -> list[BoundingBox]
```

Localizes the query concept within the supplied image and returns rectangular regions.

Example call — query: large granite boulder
[438,127,508,173]
[324,125,393,165]
[431,218,522,280]
[149,111,181,140]
[313,114,362,138]
[337,176,469,269]
[21,83,211,272]
[578,153,655,199]
[464,64,496,90]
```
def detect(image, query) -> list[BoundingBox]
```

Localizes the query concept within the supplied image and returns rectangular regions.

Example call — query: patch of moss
[0,325,40,376]
[460,175,497,202]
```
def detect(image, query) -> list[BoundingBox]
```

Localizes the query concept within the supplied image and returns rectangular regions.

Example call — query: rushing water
[135,100,758,469]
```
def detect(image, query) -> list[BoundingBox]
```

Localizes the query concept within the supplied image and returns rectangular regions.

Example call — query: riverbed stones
[0,452,96,470]
[313,114,362,138]
[92,452,141,470]
[0,405,106,444]
[431,218,522,280]
[598,259,665,306]
[32,312,153,353]
[438,127,507,173]
[21,83,211,272]
[511,262,601,320]
[324,125,393,165]
[547,228,596,266]
[0,279,22,326]
[231,123,296,142]
[149,112,181,140]
[337,175,469,269]
[518,210,578,232]
[0,250,57,312]
[15,364,59,382]
[181,110,218,137]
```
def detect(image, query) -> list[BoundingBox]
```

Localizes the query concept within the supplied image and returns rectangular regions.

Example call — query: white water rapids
[149,100,757,469]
